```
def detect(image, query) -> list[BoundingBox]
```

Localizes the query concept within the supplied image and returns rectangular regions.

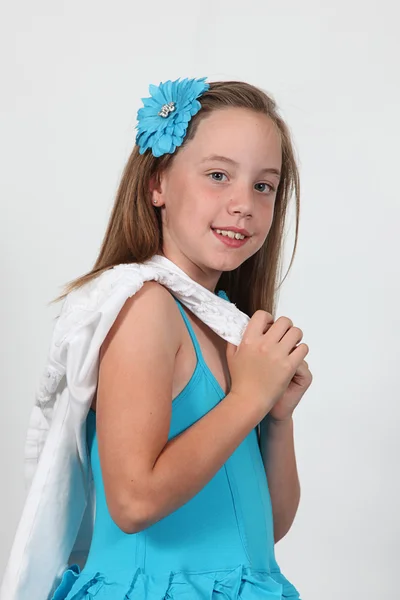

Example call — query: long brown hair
[52,80,300,318]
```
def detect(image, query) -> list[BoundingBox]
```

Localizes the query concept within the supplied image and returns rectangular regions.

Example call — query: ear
[149,173,165,207]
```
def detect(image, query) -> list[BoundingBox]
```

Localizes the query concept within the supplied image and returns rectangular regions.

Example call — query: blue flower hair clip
[135,77,210,158]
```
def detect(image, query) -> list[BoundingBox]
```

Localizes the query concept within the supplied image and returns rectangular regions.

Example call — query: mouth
[211,227,251,248]
[211,226,251,237]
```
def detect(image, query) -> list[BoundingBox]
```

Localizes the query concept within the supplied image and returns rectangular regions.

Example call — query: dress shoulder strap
[172,296,205,367]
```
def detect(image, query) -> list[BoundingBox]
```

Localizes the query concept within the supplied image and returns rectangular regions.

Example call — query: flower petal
[136,76,209,157]
[149,83,167,106]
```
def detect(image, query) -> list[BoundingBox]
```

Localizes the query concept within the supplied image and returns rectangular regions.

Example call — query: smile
[211,228,250,248]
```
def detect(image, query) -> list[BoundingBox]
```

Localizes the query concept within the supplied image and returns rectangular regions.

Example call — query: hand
[227,312,309,421]
[267,359,313,423]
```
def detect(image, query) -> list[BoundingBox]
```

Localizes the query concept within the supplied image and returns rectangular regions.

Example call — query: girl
[4,77,312,599]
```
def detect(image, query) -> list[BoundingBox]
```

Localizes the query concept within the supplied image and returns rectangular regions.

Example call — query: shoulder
[101,280,182,359]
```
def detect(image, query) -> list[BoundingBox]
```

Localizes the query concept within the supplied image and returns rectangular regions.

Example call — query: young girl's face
[152,107,282,291]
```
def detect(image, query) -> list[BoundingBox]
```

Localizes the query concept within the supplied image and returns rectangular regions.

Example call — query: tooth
[215,229,246,240]
[215,229,245,240]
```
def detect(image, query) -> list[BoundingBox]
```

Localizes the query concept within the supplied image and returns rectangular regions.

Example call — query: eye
[208,172,276,194]
[208,171,228,182]
[254,182,276,194]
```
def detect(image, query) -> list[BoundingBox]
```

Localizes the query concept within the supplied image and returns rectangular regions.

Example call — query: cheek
[169,173,222,229]
[176,174,204,206]
[260,203,275,226]
[258,213,275,245]
[185,179,217,219]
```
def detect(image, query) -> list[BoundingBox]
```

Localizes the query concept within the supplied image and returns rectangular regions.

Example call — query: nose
[227,183,254,218]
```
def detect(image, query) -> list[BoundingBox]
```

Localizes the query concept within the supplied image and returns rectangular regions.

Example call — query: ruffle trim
[51,563,301,599]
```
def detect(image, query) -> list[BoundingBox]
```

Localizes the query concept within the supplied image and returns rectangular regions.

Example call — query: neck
[152,253,222,294]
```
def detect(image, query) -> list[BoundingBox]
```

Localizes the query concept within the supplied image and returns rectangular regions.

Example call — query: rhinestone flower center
[158,101,176,118]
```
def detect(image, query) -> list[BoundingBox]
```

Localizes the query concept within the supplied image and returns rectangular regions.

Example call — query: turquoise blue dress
[51,292,301,599]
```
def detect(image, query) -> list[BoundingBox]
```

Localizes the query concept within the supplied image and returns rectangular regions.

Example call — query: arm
[259,414,301,543]
[96,281,267,534]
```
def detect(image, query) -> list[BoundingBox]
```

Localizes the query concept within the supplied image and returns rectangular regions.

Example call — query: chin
[208,255,246,273]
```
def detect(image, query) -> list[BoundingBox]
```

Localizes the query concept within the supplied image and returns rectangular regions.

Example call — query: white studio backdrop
[1,1,399,598]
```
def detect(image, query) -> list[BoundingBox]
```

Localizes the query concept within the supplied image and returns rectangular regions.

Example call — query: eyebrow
[200,154,281,178]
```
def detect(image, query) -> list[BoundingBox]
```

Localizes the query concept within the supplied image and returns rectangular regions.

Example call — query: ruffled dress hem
[51,563,301,599]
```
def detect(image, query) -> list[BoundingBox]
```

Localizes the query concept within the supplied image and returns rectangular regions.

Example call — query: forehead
[181,107,282,163]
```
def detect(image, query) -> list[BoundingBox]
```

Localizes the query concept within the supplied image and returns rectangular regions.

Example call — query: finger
[295,361,309,374]
[288,343,309,365]
[242,310,274,343]
[280,326,304,354]
[265,315,295,344]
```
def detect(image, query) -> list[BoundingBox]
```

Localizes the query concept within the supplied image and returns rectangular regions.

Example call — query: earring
[153,200,157,204]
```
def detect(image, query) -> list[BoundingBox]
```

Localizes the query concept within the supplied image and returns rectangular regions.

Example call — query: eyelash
[208,171,276,194]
